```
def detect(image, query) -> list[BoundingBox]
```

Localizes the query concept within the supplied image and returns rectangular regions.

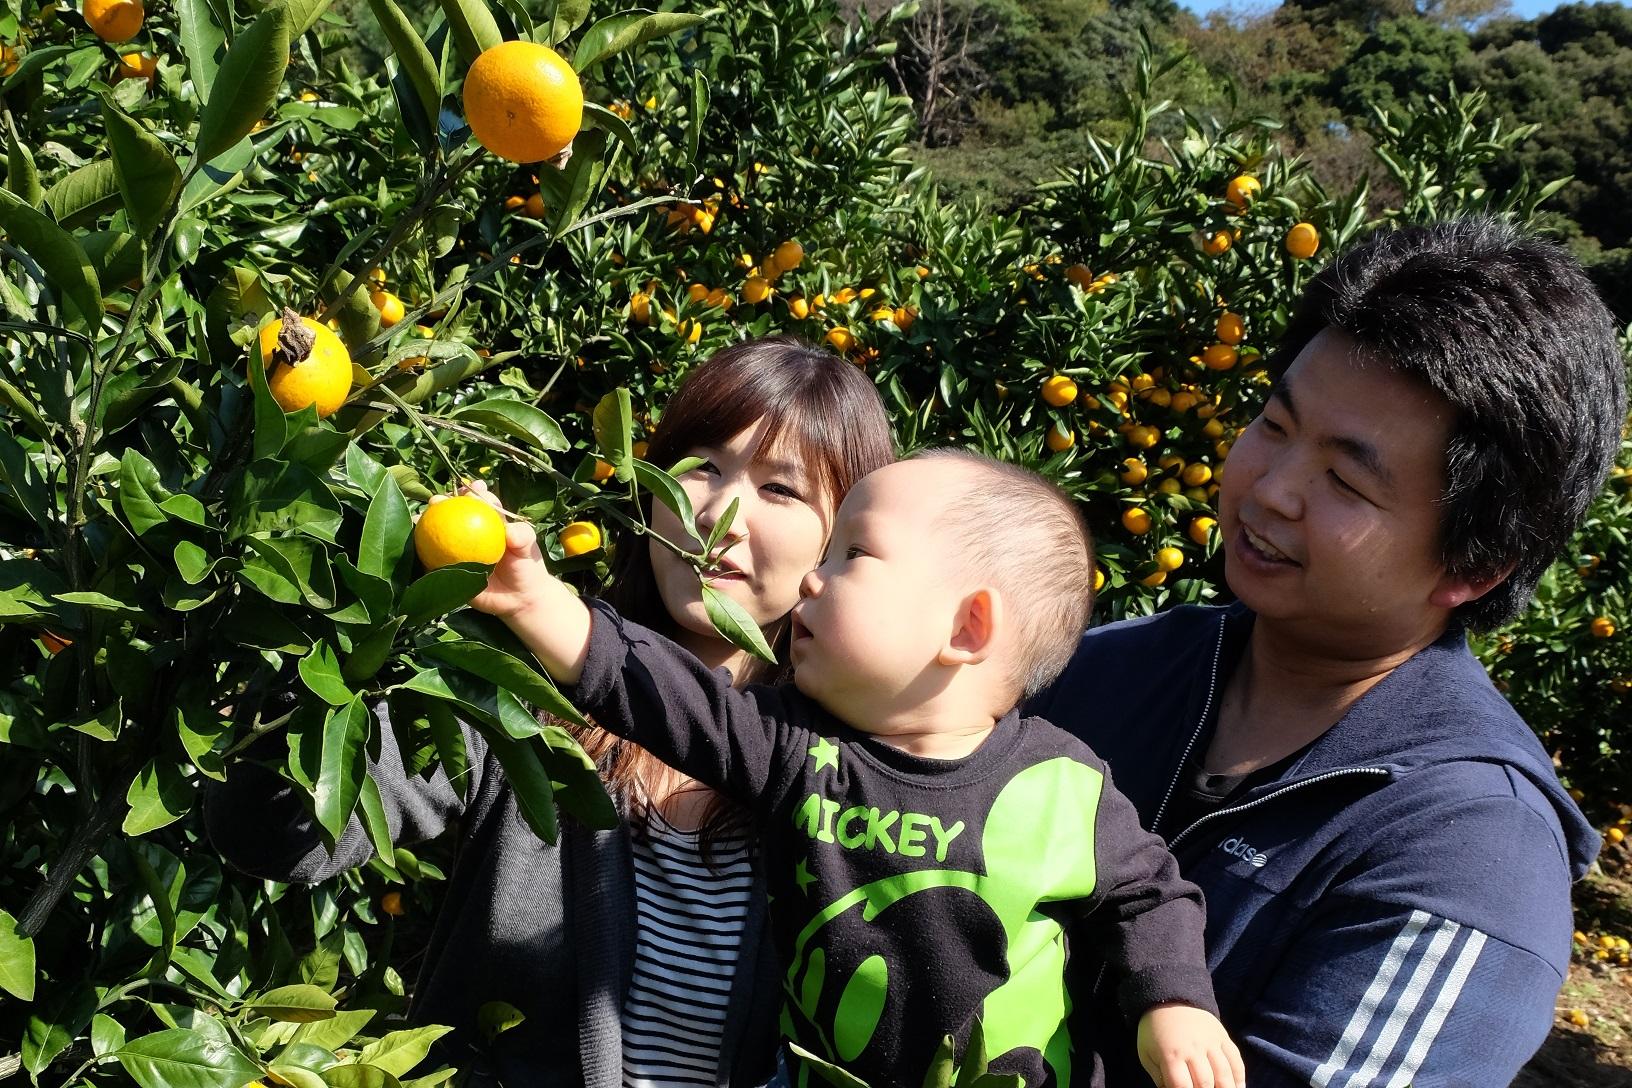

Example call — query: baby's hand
[443,480,553,620]
[1136,1003,1244,1088]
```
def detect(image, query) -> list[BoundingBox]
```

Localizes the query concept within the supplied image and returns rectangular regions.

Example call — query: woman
[205,336,895,1088]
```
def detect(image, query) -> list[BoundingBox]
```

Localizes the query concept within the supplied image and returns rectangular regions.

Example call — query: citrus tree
[3,0,1630,1084]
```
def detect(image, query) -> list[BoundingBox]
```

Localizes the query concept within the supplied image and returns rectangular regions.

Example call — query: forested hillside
[865,0,1632,317]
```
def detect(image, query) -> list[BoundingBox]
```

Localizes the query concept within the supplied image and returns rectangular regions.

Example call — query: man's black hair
[1269,216,1628,631]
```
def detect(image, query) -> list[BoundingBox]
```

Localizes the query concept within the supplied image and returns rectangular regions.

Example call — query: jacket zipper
[1151,615,1227,836]
[1167,766,1392,853]
[1152,612,1392,850]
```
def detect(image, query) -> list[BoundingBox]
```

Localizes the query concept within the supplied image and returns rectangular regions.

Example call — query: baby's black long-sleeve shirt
[570,601,1215,1088]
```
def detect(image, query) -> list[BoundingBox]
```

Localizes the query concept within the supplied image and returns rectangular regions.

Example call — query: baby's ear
[941,586,1001,666]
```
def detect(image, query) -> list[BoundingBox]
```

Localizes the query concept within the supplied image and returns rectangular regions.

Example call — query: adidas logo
[1219,836,1269,868]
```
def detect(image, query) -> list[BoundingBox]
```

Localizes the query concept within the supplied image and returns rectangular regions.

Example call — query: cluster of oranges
[1206,173,1322,261]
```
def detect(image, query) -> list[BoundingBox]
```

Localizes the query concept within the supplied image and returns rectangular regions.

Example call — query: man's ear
[941,587,1000,666]
[1428,562,1516,611]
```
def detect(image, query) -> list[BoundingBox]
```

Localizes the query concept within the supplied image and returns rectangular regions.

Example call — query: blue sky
[1181,0,1579,19]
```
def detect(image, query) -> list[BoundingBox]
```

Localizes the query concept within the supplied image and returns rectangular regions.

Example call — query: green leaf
[25,986,96,1074]
[355,771,396,864]
[359,473,412,579]
[248,984,339,1022]
[242,535,337,610]
[475,1001,524,1043]
[571,11,705,75]
[547,0,591,42]
[179,135,258,217]
[630,458,699,543]
[103,98,183,239]
[82,229,145,292]
[195,5,291,164]
[399,565,487,626]
[124,759,194,835]
[474,726,558,843]
[286,0,337,35]
[268,1067,329,1088]
[580,101,637,157]
[130,845,179,972]
[356,1026,453,1078]
[401,667,542,740]
[4,114,41,207]
[366,0,441,130]
[291,1009,375,1052]
[314,697,370,843]
[116,1028,262,1088]
[343,616,404,684]
[591,387,633,481]
[0,908,35,1002]
[44,159,122,226]
[299,641,354,706]
[449,398,568,453]
[539,724,616,830]
[92,1014,128,1058]
[174,0,225,100]
[548,127,610,235]
[421,639,585,725]
[0,427,49,527]
[701,584,775,664]
[248,342,290,461]
[323,1066,401,1088]
[437,0,502,65]
[786,1042,872,1088]
[118,448,170,536]
[684,69,708,166]
[0,187,103,331]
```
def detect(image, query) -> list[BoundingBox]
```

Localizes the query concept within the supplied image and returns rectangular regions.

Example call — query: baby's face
[789,460,975,727]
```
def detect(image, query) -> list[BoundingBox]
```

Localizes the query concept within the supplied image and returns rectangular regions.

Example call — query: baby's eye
[845,545,867,560]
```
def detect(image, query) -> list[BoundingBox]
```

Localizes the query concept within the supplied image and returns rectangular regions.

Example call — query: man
[1031,218,1626,1087]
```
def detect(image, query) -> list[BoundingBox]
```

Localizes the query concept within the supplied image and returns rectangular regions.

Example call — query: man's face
[1218,328,1475,650]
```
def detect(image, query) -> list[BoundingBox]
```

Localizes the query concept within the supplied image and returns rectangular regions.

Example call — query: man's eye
[1330,471,1358,495]
[1261,416,1286,435]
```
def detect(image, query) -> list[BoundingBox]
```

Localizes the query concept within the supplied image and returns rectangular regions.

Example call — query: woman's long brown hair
[579,335,895,858]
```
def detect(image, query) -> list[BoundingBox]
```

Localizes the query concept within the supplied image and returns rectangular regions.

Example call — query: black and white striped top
[621,804,754,1088]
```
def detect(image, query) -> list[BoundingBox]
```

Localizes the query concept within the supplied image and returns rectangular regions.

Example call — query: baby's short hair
[911,448,1095,699]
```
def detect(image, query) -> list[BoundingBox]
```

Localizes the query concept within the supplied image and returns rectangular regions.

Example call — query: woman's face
[648,416,835,650]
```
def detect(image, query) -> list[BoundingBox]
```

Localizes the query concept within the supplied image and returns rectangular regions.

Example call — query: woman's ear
[941,587,1001,666]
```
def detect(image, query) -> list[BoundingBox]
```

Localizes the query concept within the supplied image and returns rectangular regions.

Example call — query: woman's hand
[448,480,594,684]
[450,481,553,621]
[1136,1003,1245,1088]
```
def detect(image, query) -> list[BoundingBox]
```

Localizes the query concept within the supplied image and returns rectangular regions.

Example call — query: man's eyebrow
[1271,371,1394,489]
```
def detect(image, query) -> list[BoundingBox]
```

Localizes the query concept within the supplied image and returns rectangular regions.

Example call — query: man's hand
[447,480,593,684]
[1136,1003,1245,1088]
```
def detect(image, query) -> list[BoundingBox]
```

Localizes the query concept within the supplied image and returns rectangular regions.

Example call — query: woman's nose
[695,488,746,547]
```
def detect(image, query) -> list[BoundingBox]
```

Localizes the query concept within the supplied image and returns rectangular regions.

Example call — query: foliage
[0,0,1630,1085]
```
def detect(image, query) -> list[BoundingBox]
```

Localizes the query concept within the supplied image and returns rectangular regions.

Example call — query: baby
[468,450,1242,1088]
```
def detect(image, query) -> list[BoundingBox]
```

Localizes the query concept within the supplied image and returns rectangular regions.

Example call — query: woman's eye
[764,481,803,500]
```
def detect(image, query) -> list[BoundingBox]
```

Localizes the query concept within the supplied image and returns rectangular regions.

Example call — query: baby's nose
[798,565,823,600]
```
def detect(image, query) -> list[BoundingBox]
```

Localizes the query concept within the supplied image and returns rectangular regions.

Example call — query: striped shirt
[621,804,754,1088]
